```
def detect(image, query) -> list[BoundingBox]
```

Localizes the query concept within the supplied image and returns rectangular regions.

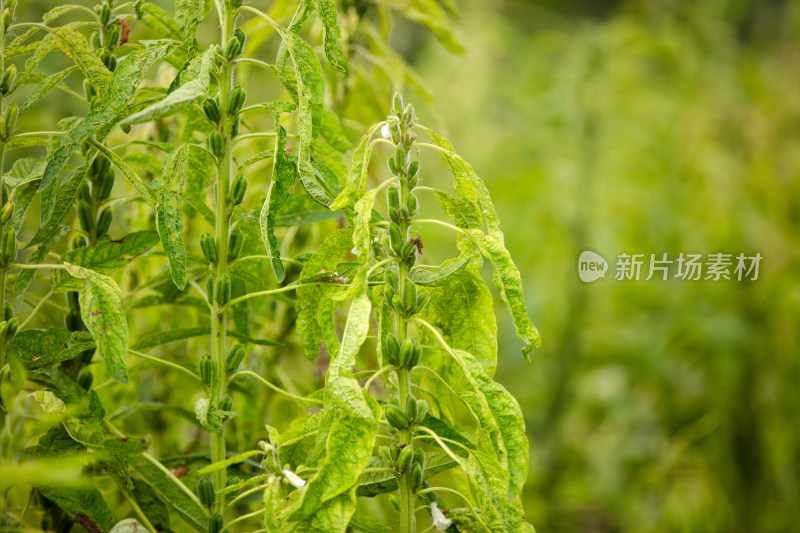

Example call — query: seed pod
[225,344,245,374]
[202,98,221,122]
[197,478,215,507]
[79,182,92,204]
[400,206,410,222]
[4,301,12,321]
[397,445,413,471]
[70,237,87,253]
[410,462,424,490]
[215,274,231,305]
[121,124,131,134]
[3,102,18,135]
[389,207,401,225]
[199,354,214,387]
[388,223,404,254]
[100,3,111,24]
[406,193,417,215]
[389,443,401,463]
[200,233,217,264]
[385,333,400,365]
[408,173,419,189]
[403,282,417,311]
[234,27,247,50]
[66,310,82,331]
[5,317,18,340]
[0,321,8,339]
[230,116,240,138]
[95,209,112,236]
[78,372,93,391]
[0,64,16,95]
[408,160,420,179]
[378,446,393,467]
[106,55,117,71]
[412,448,425,468]
[394,144,405,171]
[229,174,247,206]
[228,85,246,114]
[400,241,415,260]
[206,276,215,303]
[77,201,94,232]
[405,394,418,420]
[228,228,244,261]
[387,186,400,209]
[409,341,422,368]
[1,227,17,263]
[384,404,409,430]
[90,31,102,49]
[384,270,398,290]
[0,120,5,139]
[1,9,10,31]
[0,200,13,223]
[208,513,223,533]
[95,170,115,202]
[416,399,429,422]
[107,23,120,47]
[403,103,416,122]
[387,157,398,175]
[209,130,225,157]
[219,396,232,411]
[406,251,417,269]
[371,240,385,260]
[398,338,414,367]
[383,284,395,307]
[224,36,241,60]
[391,294,406,316]
[414,292,430,315]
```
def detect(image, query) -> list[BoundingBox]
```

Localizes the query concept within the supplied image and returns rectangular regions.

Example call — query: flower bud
[408,160,420,179]
[392,93,404,114]
[225,344,245,374]
[0,65,16,95]
[234,28,247,53]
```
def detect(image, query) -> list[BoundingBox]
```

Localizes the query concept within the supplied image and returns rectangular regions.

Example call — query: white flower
[282,469,306,489]
[351,246,359,256]
[431,502,452,531]
[381,123,392,139]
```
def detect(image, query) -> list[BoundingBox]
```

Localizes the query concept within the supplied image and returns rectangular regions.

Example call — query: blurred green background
[407,1,800,531]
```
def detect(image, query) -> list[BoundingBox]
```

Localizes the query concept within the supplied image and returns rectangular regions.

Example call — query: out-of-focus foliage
[411,1,800,532]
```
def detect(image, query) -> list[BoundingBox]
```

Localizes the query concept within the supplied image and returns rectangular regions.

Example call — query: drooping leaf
[311,0,349,73]
[49,27,113,94]
[176,0,206,55]
[409,256,472,286]
[20,65,78,113]
[121,46,217,125]
[157,145,189,289]
[329,122,384,210]
[65,266,129,384]
[9,329,95,369]
[131,327,279,350]
[91,141,158,207]
[40,487,118,533]
[27,165,87,248]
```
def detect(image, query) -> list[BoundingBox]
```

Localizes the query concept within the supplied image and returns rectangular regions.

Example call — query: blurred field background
[407,1,800,532]
[9,0,800,532]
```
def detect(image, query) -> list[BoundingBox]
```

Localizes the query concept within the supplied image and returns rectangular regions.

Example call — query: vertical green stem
[210,0,236,519]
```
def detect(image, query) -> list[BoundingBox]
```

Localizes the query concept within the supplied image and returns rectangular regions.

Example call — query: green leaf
[469,230,541,358]
[91,141,158,208]
[329,122,384,210]
[290,292,380,520]
[131,327,280,350]
[177,0,206,55]
[40,487,118,533]
[38,40,180,216]
[388,0,464,53]
[49,27,113,94]
[52,231,160,291]
[27,165,87,248]
[260,103,298,283]
[9,329,95,369]
[20,65,78,114]
[66,265,129,384]
[311,0,349,73]
[157,145,189,289]
[409,256,472,286]
[121,46,217,125]
[197,449,263,474]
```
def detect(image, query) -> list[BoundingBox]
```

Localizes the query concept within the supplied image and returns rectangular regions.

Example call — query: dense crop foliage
[0,1,539,532]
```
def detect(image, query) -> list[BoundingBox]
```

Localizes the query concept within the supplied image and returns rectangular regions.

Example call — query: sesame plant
[0,0,539,532]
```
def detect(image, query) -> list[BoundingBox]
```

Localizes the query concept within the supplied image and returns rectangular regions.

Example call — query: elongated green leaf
[135,2,182,39]
[9,329,95,369]
[91,141,158,207]
[290,292,379,520]
[121,46,216,125]
[9,33,57,92]
[157,145,189,289]
[50,27,113,94]
[27,164,86,248]
[296,228,354,359]
[329,122,384,210]
[409,256,472,286]
[388,0,464,53]
[260,103,297,283]
[132,327,279,350]
[177,0,206,55]
[469,230,541,358]
[38,40,179,216]
[197,450,263,474]
[40,487,118,533]
[52,231,160,291]
[311,0,349,73]
[66,266,129,384]
[21,65,78,113]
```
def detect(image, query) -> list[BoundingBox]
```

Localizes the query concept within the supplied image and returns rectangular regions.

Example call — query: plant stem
[210,0,237,519]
